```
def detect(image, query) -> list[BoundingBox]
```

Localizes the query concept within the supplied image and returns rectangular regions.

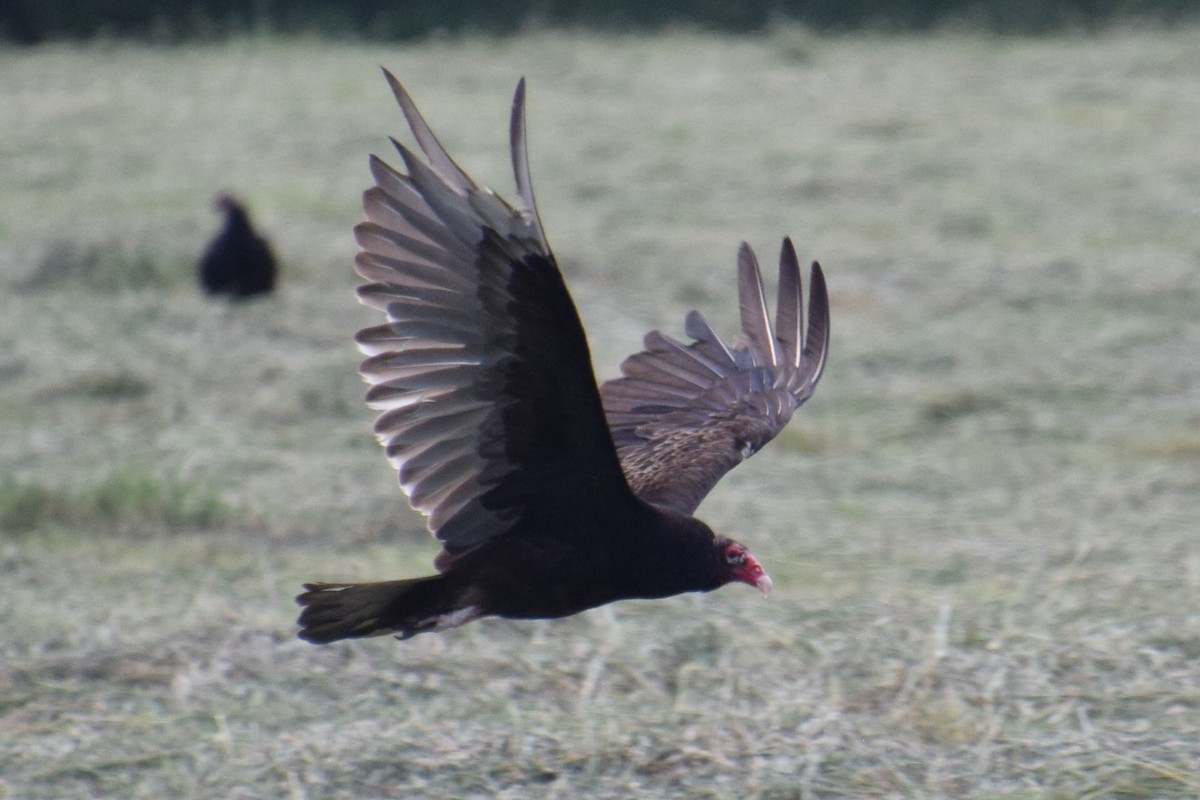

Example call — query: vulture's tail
[296,577,482,643]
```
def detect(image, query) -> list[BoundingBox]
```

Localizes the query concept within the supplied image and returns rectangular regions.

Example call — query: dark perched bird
[296,71,829,644]
[198,193,277,298]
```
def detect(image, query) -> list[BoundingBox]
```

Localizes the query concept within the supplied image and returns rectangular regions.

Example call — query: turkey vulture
[296,71,829,644]
[198,193,277,298]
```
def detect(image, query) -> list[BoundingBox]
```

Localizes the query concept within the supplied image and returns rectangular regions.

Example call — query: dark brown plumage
[198,193,277,298]
[296,71,829,644]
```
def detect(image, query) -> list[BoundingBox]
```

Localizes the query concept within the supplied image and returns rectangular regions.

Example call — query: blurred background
[3,0,1198,41]
[2,2,1199,798]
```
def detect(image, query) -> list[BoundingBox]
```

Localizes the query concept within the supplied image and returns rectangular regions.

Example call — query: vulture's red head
[716,537,773,596]
[211,192,250,219]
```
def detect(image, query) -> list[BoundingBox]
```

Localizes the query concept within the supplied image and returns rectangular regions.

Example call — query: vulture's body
[199,194,277,298]
[297,73,829,644]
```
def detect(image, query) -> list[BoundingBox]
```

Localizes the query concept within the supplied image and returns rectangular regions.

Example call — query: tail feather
[296,576,478,643]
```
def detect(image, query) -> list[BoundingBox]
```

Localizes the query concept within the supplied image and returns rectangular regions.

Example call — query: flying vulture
[198,193,277,298]
[296,71,829,644]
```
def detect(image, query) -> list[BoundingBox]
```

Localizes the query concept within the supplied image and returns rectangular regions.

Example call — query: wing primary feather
[381,69,476,192]
[508,77,548,245]
[776,237,804,369]
[394,147,493,247]
[737,242,779,368]
[363,183,476,262]
[803,261,831,387]
[683,310,738,363]
[361,187,437,247]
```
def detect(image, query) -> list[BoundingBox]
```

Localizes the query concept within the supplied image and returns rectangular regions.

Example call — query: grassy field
[2,28,1199,799]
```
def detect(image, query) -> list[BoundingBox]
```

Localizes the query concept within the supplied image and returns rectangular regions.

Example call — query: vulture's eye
[725,548,746,565]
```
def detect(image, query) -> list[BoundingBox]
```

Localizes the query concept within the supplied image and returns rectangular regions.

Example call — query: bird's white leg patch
[433,605,482,631]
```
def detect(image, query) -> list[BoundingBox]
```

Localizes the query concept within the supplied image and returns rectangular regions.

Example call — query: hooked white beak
[755,573,774,596]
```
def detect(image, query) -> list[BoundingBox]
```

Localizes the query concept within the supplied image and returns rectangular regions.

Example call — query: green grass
[0,468,227,532]
[2,29,1199,798]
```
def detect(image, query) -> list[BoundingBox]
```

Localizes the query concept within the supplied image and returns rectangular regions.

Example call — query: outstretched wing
[357,71,630,570]
[600,239,829,515]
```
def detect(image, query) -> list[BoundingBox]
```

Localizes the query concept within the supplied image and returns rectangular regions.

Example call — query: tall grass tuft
[0,468,229,535]
[16,240,193,293]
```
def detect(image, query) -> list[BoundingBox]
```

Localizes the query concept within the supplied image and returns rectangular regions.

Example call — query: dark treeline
[2,0,1195,43]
